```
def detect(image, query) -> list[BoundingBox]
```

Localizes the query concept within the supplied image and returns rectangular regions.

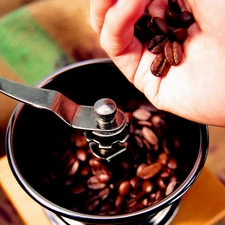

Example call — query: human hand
[90,0,225,126]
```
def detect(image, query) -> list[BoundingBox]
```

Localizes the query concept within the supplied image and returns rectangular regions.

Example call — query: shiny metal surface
[0,76,127,132]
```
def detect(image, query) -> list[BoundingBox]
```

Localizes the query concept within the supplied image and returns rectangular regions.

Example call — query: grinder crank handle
[0,76,126,132]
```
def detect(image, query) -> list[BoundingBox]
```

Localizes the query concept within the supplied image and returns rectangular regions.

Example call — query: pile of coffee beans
[44,100,190,216]
[134,0,195,77]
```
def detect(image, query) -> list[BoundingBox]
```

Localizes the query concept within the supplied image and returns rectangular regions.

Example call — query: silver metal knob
[94,98,117,128]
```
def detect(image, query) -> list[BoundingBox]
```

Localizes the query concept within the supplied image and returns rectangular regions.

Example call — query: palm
[144,0,225,125]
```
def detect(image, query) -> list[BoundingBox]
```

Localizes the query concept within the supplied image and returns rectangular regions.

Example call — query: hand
[90,0,225,126]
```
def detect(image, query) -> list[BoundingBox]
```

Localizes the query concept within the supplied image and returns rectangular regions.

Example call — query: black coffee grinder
[1,59,208,225]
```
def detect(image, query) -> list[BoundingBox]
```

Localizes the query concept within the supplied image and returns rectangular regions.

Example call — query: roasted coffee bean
[65,157,79,176]
[98,187,110,200]
[138,163,162,179]
[154,190,164,201]
[87,176,106,190]
[71,183,86,195]
[134,12,152,42]
[164,41,183,66]
[151,114,167,137]
[157,177,167,189]
[130,190,145,200]
[143,140,151,151]
[126,203,144,213]
[126,198,138,208]
[89,158,104,169]
[167,158,178,169]
[168,28,188,43]
[130,177,141,190]
[118,181,131,196]
[152,17,169,35]
[136,163,148,177]
[142,127,158,145]
[137,120,152,127]
[142,180,154,193]
[71,133,87,148]
[150,53,171,77]
[76,149,88,162]
[148,35,167,54]
[134,135,144,148]
[95,168,111,183]
[133,108,151,121]
[85,196,100,212]
[179,11,195,28]
[157,152,168,165]
[164,8,179,27]
[141,198,149,206]
[80,166,90,176]
[165,181,177,196]
[151,115,166,128]
[168,0,181,14]
[115,195,124,208]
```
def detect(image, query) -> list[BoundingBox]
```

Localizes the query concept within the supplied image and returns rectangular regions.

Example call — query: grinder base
[44,200,180,225]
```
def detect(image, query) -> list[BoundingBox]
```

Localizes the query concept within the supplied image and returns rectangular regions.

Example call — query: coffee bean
[167,158,178,169]
[65,157,79,176]
[150,53,171,77]
[154,190,164,201]
[165,181,177,196]
[164,8,178,27]
[142,180,154,193]
[141,198,149,206]
[164,41,183,66]
[157,177,167,189]
[95,168,111,183]
[133,108,151,121]
[71,183,86,195]
[130,177,141,190]
[126,198,138,208]
[134,135,144,148]
[152,17,169,35]
[168,28,188,43]
[136,163,148,177]
[85,196,100,212]
[87,176,106,190]
[148,35,167,54]
[98,187,110,200]
[138,162,162,179]
[157,152,168,165]
[80,166,90,176]
[76,149,88,161]
[168,0,181,14]
[137,120,152,127]
[115,195,124,208]
[142,127,158,145]
[160,169,171,178]
[71,133,87,148]
[179,11,195,28]
[118,181,131,196]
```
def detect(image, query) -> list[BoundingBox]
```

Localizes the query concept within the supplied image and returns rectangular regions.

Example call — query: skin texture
[90,0,225,126]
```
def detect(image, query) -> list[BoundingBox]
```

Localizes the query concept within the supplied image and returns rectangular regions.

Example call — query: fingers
[100,0,149,55]
[148,0,167,18]
[90,0,116,34]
